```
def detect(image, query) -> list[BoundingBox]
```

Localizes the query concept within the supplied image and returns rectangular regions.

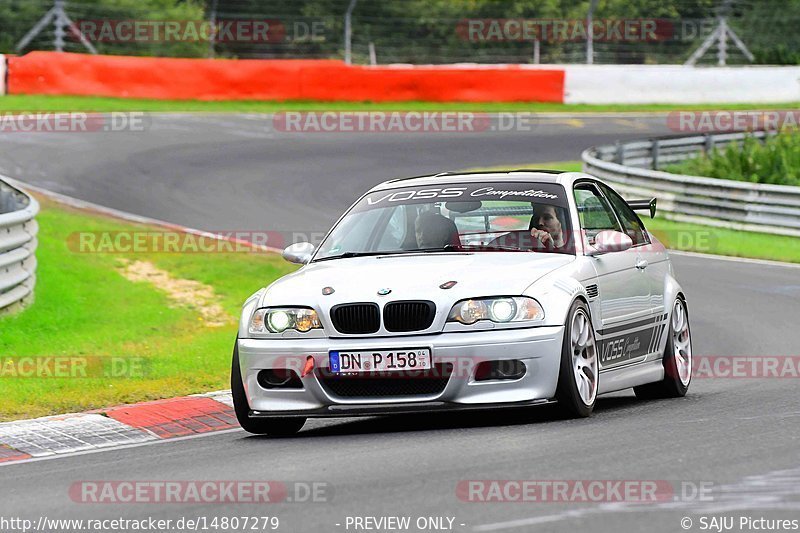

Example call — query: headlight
[447,297,544,325]
[249,307,322,334]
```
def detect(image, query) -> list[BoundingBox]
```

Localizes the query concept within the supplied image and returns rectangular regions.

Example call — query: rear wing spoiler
[627,198,657,219]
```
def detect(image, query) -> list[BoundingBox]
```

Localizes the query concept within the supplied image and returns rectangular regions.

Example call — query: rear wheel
[634,297,692,399]
[231,341,306,436]
[555,301,598,418]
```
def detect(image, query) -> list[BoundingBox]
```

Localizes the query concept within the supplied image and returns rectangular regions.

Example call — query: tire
[634,297,692,400]
[555,300,599,418]
[231,340,306,436]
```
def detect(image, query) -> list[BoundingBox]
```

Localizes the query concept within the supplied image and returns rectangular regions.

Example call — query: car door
[598,182,668,318]
[574,182,651,368]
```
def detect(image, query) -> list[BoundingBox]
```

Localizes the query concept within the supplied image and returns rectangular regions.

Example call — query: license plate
[329,349,432,374]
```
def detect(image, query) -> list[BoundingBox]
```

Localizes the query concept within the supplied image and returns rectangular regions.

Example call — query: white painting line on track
[474,465,800,531]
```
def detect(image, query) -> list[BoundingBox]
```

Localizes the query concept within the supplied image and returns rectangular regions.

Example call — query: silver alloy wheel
[672,299,692,386]
[571,308,598,405]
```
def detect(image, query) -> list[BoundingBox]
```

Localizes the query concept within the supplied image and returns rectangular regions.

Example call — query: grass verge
[645,217,800,263]
[0,197,296,421]
[470,160,800,264]
[1,94,799,114]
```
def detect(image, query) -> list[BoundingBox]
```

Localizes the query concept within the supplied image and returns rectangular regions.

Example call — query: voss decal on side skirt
[600,329,653,366]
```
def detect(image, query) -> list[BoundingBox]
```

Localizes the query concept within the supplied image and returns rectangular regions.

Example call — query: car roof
[371,170,595,191]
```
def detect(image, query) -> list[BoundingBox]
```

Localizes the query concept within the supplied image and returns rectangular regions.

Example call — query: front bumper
[237,326,564,417]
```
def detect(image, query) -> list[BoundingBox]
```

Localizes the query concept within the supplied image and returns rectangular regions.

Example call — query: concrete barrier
[6,52,565,102]
[4,52,799,104]
[0,55,5,96]
[563,65,800,104]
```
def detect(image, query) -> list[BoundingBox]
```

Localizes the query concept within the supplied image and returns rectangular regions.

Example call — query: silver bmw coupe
[232,170,692,435]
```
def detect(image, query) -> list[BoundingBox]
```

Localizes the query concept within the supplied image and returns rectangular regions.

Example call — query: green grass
[467,160,800,263]
[668,131,800,186]
[645,216,800,263]
[0,198,296,421]
[2,94,800,113]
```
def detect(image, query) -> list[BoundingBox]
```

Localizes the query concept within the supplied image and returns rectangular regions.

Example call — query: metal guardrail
[581,130,800,237]
[0,179,39,314]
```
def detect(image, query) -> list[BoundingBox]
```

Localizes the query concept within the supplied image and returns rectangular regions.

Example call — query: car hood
[261,252,574,306]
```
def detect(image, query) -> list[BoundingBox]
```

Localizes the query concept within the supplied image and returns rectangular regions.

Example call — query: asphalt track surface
[0,114,671,232]
[2,114,799,532]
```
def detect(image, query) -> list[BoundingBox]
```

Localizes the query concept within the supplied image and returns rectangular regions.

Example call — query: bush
[668,131,800,187]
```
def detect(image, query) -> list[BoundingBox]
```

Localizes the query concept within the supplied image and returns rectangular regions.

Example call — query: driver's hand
[530,228,554,247]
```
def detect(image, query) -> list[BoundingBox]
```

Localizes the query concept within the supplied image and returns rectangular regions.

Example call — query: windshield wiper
[448,244,527,252]
[312,251,389,262]
[313,248,466,262]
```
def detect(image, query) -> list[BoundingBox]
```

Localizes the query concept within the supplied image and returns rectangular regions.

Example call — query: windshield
[314,181,574,261]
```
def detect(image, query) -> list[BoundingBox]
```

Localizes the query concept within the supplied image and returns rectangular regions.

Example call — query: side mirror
[589,230,633,255]
[282,242,315,265]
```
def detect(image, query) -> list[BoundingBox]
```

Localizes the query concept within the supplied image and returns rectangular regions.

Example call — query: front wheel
[231,341,306,436]
[555,301,599,418]
[634,297,692,399]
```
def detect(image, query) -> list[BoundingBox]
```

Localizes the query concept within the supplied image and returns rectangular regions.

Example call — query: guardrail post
[651,139,660,170]
[704,133,714,154]
[614,141,624,164]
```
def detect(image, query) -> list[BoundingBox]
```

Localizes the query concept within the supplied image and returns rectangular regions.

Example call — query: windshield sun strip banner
[354,182,567,212]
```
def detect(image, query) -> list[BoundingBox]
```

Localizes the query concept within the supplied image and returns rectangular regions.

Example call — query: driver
[529,204,566,248]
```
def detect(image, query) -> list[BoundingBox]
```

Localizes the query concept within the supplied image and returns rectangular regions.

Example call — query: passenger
[415,212,460,249]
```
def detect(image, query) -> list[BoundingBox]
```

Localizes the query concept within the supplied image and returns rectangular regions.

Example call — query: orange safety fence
[6,52,565,102]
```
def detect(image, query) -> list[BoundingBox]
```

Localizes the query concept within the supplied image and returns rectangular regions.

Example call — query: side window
[573,184,621,244]
[599,183,650,246]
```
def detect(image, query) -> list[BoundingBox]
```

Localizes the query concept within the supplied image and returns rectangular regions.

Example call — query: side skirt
[598,359,664,395]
